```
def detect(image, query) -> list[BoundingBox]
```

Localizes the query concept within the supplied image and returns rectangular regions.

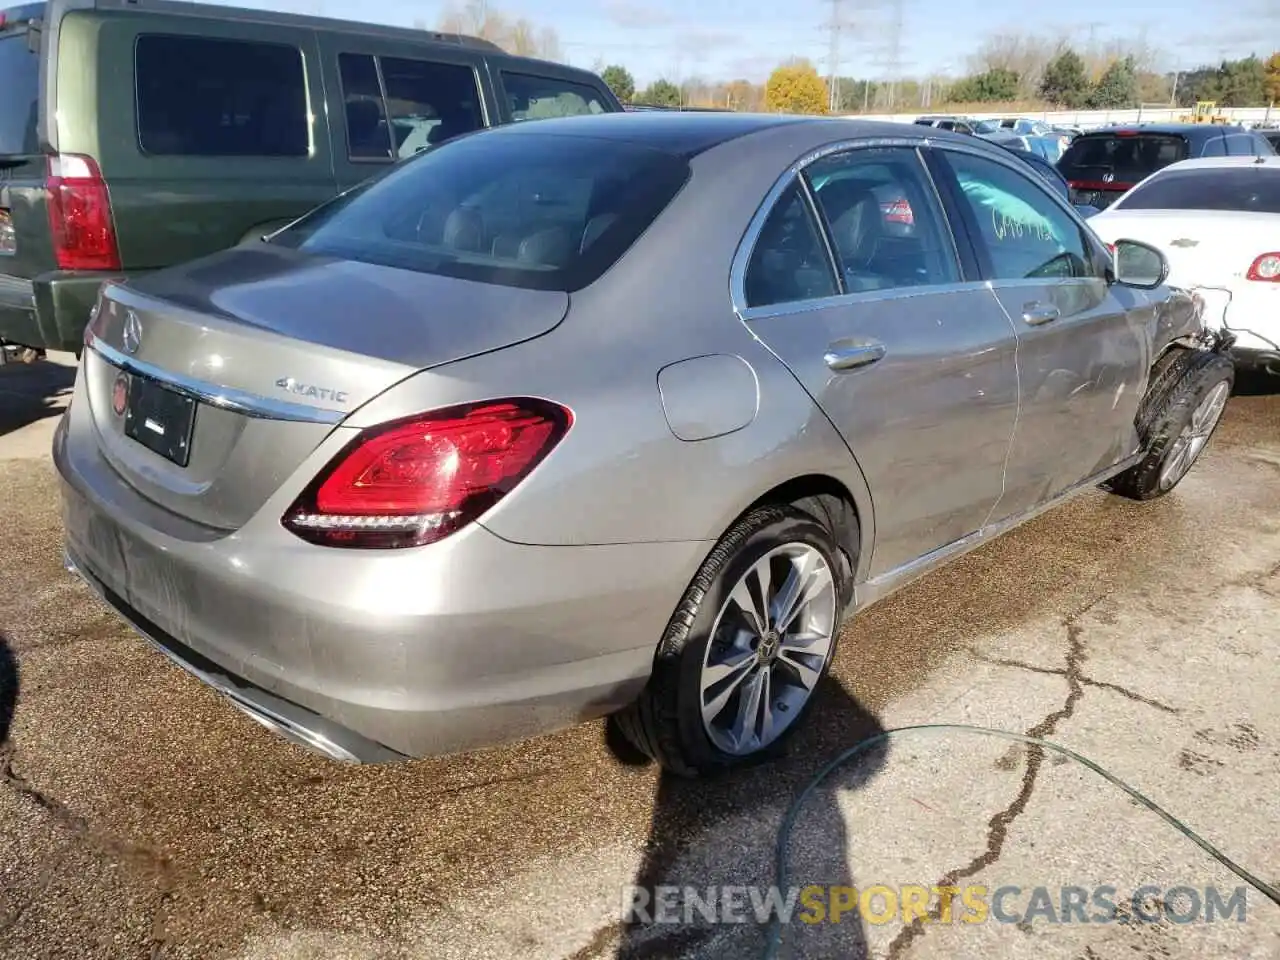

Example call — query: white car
[1089,156,1280,376]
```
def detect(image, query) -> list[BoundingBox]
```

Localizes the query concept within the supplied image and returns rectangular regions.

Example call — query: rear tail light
[283,397,572,549]
[46,154,122,271]
[1245,252,1280,282]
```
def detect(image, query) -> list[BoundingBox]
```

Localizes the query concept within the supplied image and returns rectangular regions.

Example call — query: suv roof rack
[45,0,505,51]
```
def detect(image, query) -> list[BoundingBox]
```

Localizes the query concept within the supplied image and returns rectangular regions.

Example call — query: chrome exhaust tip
[223,693,362,764]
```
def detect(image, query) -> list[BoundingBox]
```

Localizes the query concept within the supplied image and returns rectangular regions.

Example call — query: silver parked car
[56,114,1234,776]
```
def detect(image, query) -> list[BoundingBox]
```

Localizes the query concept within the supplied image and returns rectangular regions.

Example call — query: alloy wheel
[1158,380,1230,491]
[699,543,837,755]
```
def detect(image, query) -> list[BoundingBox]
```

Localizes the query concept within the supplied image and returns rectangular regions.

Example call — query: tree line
[432,5,1280,115]
[604,53,1280,115]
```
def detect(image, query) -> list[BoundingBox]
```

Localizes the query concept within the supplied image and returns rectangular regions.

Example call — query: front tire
[613,504,851,777]
[1106,351,1234,501]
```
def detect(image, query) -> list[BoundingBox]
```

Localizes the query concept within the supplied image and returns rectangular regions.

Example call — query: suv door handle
[1022,302,1060,326]
[824,341,886,372]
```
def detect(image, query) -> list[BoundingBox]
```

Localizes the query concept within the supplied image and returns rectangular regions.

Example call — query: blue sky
[209,0,1276,87]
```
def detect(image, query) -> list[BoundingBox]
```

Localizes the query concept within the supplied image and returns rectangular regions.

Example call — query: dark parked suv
[0,0,621,353]
[1059,123,1276,211]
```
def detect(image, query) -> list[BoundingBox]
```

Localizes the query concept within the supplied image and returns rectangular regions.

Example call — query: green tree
[1039,50,1089,108]
[1211,56,1266,106]
[600,65,635,103]
[640,79,681,107]
[1266,52,1280,104]
[947,68,1019,103]
[764,60,830,114]
[1088,56,1138,108]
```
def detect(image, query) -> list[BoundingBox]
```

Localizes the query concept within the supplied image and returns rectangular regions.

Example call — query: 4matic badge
[274,377,350,405]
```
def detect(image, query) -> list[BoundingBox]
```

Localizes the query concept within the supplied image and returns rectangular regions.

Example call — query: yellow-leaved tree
[764,60,830,115]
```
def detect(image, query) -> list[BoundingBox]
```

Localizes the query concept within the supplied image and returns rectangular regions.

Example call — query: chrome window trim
[730,136,989,323]
[86,333,346,425]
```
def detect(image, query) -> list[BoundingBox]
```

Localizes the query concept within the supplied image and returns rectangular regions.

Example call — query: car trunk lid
[83,243,570,531]
[1091,209,1279,286]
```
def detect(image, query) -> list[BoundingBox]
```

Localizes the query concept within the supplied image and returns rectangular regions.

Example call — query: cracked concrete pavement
[1,353,1278,959]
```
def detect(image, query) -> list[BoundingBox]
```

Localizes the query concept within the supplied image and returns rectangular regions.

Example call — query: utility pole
[822,0,854,113]
[882,0,904,109]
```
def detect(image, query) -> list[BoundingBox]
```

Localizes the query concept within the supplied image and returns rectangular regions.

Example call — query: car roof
[33,0,505,52]
[484,113,993,159]
[1077,123,1249,138]
[1153,155,1280,172]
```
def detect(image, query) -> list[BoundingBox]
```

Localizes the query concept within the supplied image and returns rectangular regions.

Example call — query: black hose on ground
[763,723,1280,959]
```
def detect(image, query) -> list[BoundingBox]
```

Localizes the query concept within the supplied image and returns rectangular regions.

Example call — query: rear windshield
[269,132,690,292]
[1059,134,1190,184]
[0,31,39,156]
[1114,167,1280,214]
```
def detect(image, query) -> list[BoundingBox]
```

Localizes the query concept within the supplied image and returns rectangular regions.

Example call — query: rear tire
[1106,350,1234,501]
[612,503,852,777]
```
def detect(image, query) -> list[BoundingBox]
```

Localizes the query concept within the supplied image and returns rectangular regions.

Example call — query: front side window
[1114,167,1280,214]
[942,150,1094,281]
[268,132,689,292]
[805,147,960,292]
[501,72,611,121]
[135,35,308,157]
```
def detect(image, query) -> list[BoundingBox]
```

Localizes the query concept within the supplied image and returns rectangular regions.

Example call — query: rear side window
[1114,168,1280,214]
[1058,134,1189,184]
[743,182,837,308]
[805,147,959,292]
[268,132,689,292]
[135,35,308,157]
[337,53,483,161]
[0,32,39,156]
[501,72,610,121]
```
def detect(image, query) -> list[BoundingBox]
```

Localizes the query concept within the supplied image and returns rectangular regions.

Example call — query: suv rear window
[0,31,39,155]
[1114,167,1280,214]
[1058,134,1189,185]
[135,35,309,157]
[269,132,690,292]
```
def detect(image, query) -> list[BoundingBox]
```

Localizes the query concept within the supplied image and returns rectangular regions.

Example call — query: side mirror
[1111,239,1169,290]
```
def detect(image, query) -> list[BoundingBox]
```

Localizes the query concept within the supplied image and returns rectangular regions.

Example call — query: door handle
[1022,302,1060,326]
[824,341,886,372]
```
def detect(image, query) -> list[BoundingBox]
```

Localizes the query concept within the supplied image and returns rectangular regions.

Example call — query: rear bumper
[63,547,406,764]
[53,409,702,762]
[0,270,129,351]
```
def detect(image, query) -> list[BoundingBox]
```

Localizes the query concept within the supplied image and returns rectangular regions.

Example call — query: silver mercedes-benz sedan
[56,113,1233,776]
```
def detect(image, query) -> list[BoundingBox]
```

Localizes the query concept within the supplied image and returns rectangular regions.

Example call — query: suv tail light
[1245,252,1280,282]
[283,398,572,549]
[46,154,122,271]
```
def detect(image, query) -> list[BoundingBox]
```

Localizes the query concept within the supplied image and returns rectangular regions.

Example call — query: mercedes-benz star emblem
[122,310,143,355]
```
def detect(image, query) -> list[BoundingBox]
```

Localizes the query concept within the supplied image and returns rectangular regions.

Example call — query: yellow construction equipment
[1179,100,1229,124]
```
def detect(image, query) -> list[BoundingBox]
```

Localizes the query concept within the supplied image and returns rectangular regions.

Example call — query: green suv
[0,0,621,353]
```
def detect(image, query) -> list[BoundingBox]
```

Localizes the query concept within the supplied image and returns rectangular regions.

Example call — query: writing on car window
[945,152,1092,281]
